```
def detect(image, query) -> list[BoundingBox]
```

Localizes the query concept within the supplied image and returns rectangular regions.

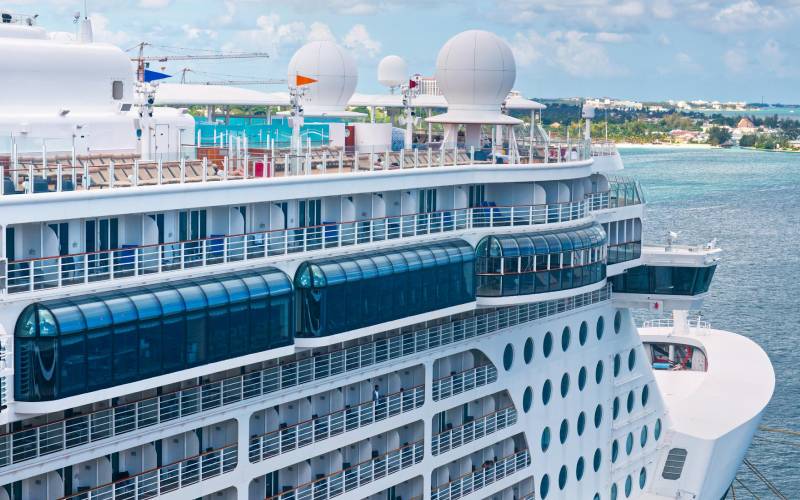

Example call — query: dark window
[112,80,124,100]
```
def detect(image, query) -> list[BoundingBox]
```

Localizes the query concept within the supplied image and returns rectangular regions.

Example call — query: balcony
[59,443,237,500]
[431,406,517,456]
[0,139,598,197]
[4,200,589,296]
[249,385,424,463]
[430,449,530,500]
[264,440,424,500]
[0,286,610,472]
[432,364,498,402]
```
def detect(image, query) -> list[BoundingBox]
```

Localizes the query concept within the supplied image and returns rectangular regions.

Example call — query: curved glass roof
[295,239,474,289]
[16,266,291,337]
[477,224,607,258]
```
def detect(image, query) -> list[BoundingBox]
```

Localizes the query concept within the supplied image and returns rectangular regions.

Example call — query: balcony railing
[59,443,237,500]
[432,364,498,402]
[265,440,424,500]
[591,141,618,157]
[431,406,517,456]
[642,318,711,330]
[430,449,531,500]
[0,285,610,471]
[4,200,589,295]
[249,385,424,463]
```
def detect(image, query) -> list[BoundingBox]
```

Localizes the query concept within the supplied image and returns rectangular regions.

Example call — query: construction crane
[130,42,270,82]
[177,68,286,86]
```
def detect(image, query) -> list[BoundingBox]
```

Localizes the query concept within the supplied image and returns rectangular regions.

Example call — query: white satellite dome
[287,41,359,117]
[429,30,521,125]
[377,55,407,88]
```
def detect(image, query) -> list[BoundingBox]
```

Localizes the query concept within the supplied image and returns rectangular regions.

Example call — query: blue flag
[144,69,171,82]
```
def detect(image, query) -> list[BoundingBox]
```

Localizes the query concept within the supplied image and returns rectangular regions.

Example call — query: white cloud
[657,34,671,46]
[512,30,625,77]
[226,14,307,55]
[139,0,171,7]
[675,52,701,72]
[182,24,218,41]
[595,32,632,43]
[343,24,382,58]
[651,0,674,19]
[723,48,747,73]
[89,13,131,45]
[711,0,783,32]
[307,22,336,42]
[760,39,787,75]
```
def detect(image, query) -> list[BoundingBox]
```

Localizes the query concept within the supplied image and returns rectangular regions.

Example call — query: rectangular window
[5,226,15,260]
[112,80,124,100]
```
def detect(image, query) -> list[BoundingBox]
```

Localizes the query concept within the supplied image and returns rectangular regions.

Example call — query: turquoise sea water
[619,146,800,495]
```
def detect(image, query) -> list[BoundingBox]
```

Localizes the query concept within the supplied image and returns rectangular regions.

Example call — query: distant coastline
[615,142,714,149]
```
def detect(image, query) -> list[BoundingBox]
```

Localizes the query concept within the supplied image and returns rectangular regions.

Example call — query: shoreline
[615,142,715,149]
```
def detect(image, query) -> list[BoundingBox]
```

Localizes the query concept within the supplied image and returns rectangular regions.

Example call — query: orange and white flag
[296,74,318,87]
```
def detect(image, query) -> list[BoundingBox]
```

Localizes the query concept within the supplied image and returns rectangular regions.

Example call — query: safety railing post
[109,160,115,189]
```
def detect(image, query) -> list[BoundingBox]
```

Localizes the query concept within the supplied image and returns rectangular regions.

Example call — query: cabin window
[112,81,124,100]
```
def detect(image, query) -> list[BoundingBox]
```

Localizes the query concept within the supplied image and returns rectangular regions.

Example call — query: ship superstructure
[0,16,773,500]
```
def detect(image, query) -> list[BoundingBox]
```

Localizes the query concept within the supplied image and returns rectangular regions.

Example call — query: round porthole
[540,474,550,499]
[577,411,586,436]
[655,418,663,440]
[613,397,620,420]
[626,432,634,455]
[641,425,648,447]
[642,384,650,407]
[614,310,622,333]
[576,457,585,481]
[611,483,618,500]
[639,467,647,489]
[561,326,571,352]
[627,390,635,413]
[595,360,604,384]
[611,439,619,463]
[578,366,587,391]
[503,344,514,371]
[613,354,621,377]
[559,419,569,444]
[560,373,570,398]
[579,321,588,345]
[594,404,603,428]
[543,332,553,358]
[625,475,633,497]
[596,316,605,340]
[593,448,602,472]
[523,387,533,413]
[542,379,552,405]
[628,348,636,371]
[524,337,534,364]
[559,465,568,490]
[541,427,551,452]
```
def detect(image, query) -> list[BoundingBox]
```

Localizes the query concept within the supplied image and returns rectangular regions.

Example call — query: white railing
[431,406,517,456]
[4,200,589,295]
[265,440,424,500]
[642,318,711,330]
[59,443,237,500]
[430,449,531,500]
[0,286,610,470]
[249,385,424,463]
[432,364,498,401]
[591,141,618,156]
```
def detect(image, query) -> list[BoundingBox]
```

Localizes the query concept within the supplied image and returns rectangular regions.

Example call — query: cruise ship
[0,12,775,500]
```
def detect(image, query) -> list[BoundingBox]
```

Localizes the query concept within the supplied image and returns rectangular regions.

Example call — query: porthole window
[625,475,633,497]
[560,373,570,398]
[614,310,622,333]
[503,344,514,371]
[542,379,552,405]
[593,448,602,472]
[641,425,649,447]
[655,418,663,440]
[627,390,635,413]
[613,397,620,420]
[613,354,621,377]
[594,404,603,428]
[576,457,585,481]
[628,348,636,371]
[561,326,571,352]
[112,80,124,100]
[578,366,587,391]
[642,384,650,407]
[540,474,550,499]
[594,494,601,500]
[524,337,534,364]
[626,432,634,455]
[611,483,618,500]
[595,360,604,384]
[541,427,551,452]
[639,467,647,489]
[523,387,533,413]
[543,332,553,358]
[559,465,568,490]
[597,316,605,340]
[579,321,588,345]
[577,411,586,436]
[559,419,569,444]
[612,439,619,463]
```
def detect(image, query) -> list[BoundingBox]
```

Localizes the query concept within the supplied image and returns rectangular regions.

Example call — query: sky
[7,0,800,103]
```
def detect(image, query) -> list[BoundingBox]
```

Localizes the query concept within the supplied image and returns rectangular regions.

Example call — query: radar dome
[431,30,518,123]
[377,55,407,88]
[287,41,358,116]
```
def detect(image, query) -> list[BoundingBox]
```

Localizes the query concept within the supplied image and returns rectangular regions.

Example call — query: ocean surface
[619,146,800,496]
[695,107,800,121]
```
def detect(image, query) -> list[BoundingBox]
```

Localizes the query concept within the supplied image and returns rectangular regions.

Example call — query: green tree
[739,134,757,147]
[707,126,732,146]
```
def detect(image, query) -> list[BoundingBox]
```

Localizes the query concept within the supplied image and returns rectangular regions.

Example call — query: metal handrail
[432,364,498,401]
[265,440,424,500]
[249,385,424,463]
[642,318,711,329]
[0,285,611,470]
[431,406,517,456]
[4,200,590,295]
[430,449,531,500]
[58,443,237,499]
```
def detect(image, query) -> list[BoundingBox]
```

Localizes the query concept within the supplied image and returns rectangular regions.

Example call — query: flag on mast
[296,74,318,86]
